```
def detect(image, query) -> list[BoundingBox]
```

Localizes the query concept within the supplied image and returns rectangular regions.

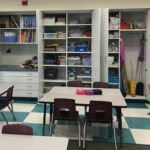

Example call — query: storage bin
[58,56,66,65]
[82,58,91,66]
[57,46,65,52]
[44,47,56,51]
[75,45,88,52]
[108,75,119,83]
[57,32,66,38]
[44,68,58,79]
[57,17,66,23]
[76,89,85,95]
[44,59,57,65]
[43,33,57,39]
[68,46,75,52]
[43,17,55,25]
[2,36,17,43]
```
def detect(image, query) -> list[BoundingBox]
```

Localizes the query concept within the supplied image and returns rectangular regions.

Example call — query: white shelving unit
[0,11,38,98]
[101,8,150,100]
[38,10,101,96]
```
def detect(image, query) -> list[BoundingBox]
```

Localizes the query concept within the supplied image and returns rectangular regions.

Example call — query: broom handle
[130,60,133,80]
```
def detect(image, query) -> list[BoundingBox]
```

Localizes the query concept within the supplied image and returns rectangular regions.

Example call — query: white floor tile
[23,112,50,124]
[146,103,150,109]
[113,116,129,129]
[3,103,36,112]
[54,125,79,139]
[131,129,150,145]
[122,108,150,118]
[76,106,86,115]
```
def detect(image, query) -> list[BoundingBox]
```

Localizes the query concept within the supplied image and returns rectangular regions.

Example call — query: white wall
[0,0,150,11]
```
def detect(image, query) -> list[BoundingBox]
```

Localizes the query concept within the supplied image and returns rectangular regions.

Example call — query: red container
[76,89,85,95]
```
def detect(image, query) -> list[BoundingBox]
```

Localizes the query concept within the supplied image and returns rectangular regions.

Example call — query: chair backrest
[93,82,110,88]
[54,98,77,120]
[88,101,112,123]
[2,124,33,135]
[67,80,84,87]
[4,86,14,105]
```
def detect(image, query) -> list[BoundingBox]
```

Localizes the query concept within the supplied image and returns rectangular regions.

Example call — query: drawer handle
[27,79,32,80]
[27,74,32,75]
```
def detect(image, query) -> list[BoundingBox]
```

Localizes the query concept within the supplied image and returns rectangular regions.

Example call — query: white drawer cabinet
[0,83,38,90]
[0,76,38,83]
[0,71,38,77]
[0,71,39,98]
[13,90,38,97]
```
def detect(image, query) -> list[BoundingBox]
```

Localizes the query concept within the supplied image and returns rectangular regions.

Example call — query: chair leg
[8,104,16,121]
[112,125,118,150]
[78,119,81,147]
[50,119,55,136]
[0,111,8,124]
[83,121,87,149]
[109,123,112,138]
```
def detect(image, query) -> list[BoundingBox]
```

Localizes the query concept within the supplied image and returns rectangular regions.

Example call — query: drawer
[0,71,38,77]
[13,90,39,98]
[0,83,38,90]
[0,76,38,83]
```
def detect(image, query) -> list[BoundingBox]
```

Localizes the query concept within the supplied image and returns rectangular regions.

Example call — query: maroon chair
[0,86,16,124]
[2,124,33,135]
[67,80,84,87]
[83,101,117,150]
[51,98,81,147]
[93,82,110,88]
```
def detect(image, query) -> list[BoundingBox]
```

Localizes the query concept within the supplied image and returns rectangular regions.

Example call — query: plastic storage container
[75,45,88,52]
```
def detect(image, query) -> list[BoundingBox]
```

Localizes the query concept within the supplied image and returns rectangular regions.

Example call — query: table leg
[50,103,53,124]
[84,105,87,114]
[116,107,122,147]
[42,103,47,136]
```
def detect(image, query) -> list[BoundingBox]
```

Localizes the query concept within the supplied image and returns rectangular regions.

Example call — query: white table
[0,134,68,150]
[39,86,127,145]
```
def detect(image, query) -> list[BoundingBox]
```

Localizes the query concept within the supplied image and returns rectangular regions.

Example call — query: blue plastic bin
[75,45,88,52]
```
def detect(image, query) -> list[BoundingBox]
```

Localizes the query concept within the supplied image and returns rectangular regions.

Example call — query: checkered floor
[0,99,150,145]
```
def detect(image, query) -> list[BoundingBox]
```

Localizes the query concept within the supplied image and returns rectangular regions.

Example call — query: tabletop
[0,134,68,150]
[39,86,127,107]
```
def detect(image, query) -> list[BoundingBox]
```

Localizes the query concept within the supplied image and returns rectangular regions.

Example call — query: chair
[51,98,81,147]
[93,82,110,88]
[67,80,84,87]
[83,101,117,150]
[2,124,33,135]
[0,86,16,124]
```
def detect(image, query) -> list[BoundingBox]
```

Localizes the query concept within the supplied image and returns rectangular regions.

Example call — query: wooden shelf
[108,65,119,68]
[125,95,146,100]
[42,51,66,54]
[108,51,119,54]
[120,29,147,32]
[43,38,66,40]
[41,79,67,83]
[67,65,92,67]
[43,24,66,27]
[68,37,92,39]
[68,52,92,54]
[68,24,92,26]
[42,65,66,67]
